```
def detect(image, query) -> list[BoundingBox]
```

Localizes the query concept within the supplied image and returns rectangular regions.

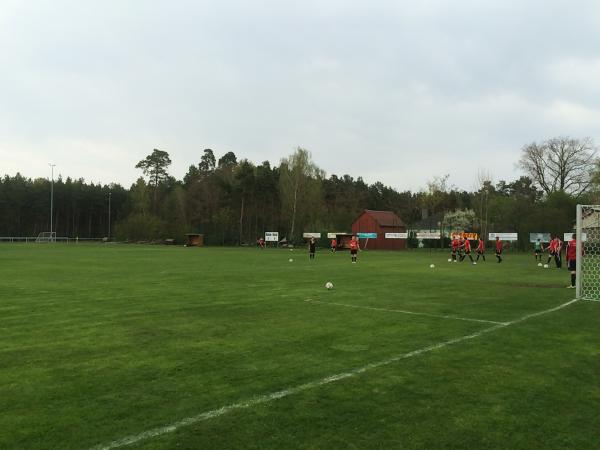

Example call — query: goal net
[577,205,600,301]
[36,231,56,243]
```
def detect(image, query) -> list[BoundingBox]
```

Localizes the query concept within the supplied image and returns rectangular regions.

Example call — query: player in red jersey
[555,236,563,268]
[460,237,475,264]
[546,236,557,266]
[450,237,460,262]
[495,236,503,263]
[330,238,337,253]
[547,236,563,268]
[258,237,265,249]
[349,236,360,263]
[476,238,486,262]
[566,233,583,288]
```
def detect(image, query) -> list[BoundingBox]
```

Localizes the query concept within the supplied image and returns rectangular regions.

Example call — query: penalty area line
[88,298,579,450]
[304,298,507,325]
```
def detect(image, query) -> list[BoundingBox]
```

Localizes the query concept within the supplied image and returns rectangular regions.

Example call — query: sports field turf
[1,244,599,449]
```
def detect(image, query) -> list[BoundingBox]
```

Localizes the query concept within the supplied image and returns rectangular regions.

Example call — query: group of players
[450,233,583,289]
[268,232,583,289]
[449,235,504,264]
[533,235,564,268]
[534,234,583,289]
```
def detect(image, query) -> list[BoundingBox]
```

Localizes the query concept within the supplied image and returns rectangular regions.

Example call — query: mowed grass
[1,244,599,449]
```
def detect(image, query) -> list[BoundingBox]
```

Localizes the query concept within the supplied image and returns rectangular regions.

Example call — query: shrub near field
[0,245,599,450]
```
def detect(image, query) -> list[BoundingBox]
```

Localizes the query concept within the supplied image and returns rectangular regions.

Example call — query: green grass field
[1,244,599,449]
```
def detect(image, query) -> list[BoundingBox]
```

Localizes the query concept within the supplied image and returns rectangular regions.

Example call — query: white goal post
[35,231,56,243]
[576,205,600,301]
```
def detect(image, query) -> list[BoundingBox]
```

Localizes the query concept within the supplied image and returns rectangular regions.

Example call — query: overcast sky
[1,0,599,191]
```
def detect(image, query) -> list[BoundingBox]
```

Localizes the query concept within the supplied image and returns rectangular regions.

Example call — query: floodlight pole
[108,192,112,241]
[49,163,56,241]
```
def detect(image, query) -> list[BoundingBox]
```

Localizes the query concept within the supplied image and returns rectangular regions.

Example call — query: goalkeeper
[566,233,583,289]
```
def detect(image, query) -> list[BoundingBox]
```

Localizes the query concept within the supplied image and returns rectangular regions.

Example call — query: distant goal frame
[35,231,56,243]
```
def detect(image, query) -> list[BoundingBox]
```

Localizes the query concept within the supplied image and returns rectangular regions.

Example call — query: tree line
[0,137,597,248]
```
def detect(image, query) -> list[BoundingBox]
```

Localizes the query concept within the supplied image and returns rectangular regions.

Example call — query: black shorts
[495,250,502,255]
[477,250,484,255]
[534,249,541,255]
[351,249,357,255]
[568,259,576,271]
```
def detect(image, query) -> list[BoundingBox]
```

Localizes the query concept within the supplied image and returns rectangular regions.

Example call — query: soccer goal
[576,205,600,301]
[35,231,56,243]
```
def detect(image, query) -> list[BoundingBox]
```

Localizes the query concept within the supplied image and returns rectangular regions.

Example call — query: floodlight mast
[108,192,112,241]
[49,163,56,242]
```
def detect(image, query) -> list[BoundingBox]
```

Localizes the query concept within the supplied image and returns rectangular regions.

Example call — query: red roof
[359,210,405,227]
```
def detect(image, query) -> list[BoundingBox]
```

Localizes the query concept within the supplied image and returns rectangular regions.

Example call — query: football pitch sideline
[1,245,599,449]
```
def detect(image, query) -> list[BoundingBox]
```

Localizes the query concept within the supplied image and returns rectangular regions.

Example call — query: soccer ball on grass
[325,281,333,289]
[543,264,549,269]
[429,264,435,269]
[537,262,543,267]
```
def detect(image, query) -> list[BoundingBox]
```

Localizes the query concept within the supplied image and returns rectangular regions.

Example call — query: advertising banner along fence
[488,232,518,241]
[385,232,408,239]
[529,233,551,243]
[416,232,440,240]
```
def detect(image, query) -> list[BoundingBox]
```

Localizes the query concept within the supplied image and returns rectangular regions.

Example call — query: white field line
[305,299,507,325]
[583,298,600,302]
[89,298,579,450]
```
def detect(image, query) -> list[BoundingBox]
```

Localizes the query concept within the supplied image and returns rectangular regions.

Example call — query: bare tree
[519,137,597,197]
[279,147,324,242]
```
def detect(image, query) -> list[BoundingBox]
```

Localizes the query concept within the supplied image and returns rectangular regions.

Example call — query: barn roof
[357,210,405,227]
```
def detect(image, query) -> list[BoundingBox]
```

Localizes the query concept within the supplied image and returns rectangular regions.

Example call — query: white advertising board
[327,232,345,239]
[564,232,587,242]
[529,233,551,243]
[417,232,439,240]
[385,232,408,239]
[265,231,279,242]
[303,232,321,239]
[488,232,518,241]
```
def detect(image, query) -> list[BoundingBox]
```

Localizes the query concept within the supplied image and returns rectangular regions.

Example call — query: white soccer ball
[447,258,452,262]
[543,264,549,269]
[453,260,457,263]
[430,264,435,269]
[289,258,293,262]
[290,248,293,251]
[325,281,333,289]
[537,262,543,267]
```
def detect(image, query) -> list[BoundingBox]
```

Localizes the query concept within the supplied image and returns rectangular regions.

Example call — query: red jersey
[350,240,359,250]
[548,239,558,252]
[495,240,503,252]
[331,239,337,247]
[566,239,583,260]
[477,239,484,252]
[463,239,471,252]
[451,239,460,250]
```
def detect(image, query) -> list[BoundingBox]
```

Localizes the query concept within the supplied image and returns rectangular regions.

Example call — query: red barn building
[351,210,406,250]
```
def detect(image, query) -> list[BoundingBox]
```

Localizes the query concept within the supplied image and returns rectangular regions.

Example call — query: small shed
[351,210,406,250]
[185,233,204,247]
